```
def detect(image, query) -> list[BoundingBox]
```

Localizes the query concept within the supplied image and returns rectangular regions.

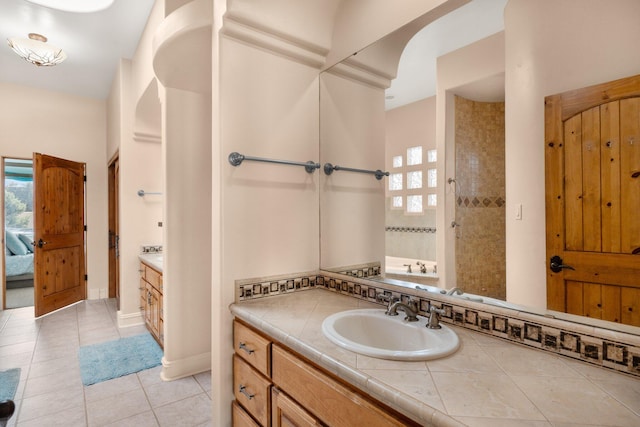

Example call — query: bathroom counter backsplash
[232,276,640,426]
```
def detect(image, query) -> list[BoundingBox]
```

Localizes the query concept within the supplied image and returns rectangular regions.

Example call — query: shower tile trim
[456,195,505,208]
[235,270,640,379]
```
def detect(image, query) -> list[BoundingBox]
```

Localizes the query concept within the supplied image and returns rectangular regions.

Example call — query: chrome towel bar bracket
[228,152,320,174]
[323,163,389,180]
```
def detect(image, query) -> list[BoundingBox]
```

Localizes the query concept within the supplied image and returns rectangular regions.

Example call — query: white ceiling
[0,0,506,103]
[385,0,508,110]
[0,0,154,99]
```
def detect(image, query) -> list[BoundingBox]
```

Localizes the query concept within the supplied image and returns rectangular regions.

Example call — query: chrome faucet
[427,306,446,329]
[446,287,463,296]
[387,299,419,322]
[403,263,412,273]
[416,261,427,274]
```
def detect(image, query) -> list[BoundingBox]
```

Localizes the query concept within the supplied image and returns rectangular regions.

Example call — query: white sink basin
[321,309,460,361]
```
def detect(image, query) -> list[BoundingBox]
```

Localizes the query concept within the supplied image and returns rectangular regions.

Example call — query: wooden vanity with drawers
[232,319,419,427]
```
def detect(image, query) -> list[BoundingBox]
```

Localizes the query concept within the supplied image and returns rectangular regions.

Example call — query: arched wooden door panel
[545,75,640,327]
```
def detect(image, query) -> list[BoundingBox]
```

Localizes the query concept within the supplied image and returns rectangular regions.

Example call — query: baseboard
[160,351,211,381]
[87,288,109,300]
[117,310,145,328]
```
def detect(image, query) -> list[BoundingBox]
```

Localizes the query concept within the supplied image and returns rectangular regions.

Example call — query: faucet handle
[427,305,446,329]
[430,305,446,315]
[376,293,399,313]
[376,293,398,304]
[376,293,390,303]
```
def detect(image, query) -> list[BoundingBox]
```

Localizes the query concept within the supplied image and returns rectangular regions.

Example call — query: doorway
[3,158,34,309]
[2,153,87,316]
[108,155,120,308]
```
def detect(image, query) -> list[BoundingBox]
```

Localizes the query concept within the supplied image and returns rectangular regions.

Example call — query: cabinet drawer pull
[238,342,255,355]
[238,385,255,400]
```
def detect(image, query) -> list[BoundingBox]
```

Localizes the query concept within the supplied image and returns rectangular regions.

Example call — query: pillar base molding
[160,351,211,381]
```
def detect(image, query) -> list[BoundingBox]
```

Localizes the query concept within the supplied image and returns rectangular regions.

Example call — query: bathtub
[384,256,439,285]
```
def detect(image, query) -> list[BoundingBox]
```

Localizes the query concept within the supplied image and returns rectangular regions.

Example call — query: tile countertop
[138,253,163,272]
[230,288,640,427]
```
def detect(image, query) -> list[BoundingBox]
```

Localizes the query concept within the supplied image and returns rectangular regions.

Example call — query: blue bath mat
[79,333,163,386]
[0,368,20,401]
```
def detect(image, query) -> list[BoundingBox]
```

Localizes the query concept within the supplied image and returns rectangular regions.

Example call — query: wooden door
[545,74,640,326]
[108,157,119,304]
[33,153,86,317]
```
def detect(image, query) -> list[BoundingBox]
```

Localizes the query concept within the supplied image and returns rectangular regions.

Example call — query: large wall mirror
[319,0,640,337]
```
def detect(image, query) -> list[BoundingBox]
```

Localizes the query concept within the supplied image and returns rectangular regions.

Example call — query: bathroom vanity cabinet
[232,320,417,427]
[139,261,164,347]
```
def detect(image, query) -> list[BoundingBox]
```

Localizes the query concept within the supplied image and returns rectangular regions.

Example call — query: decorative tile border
[385,226,436,233]
[236,270,640,378]
[456,195,505,208]
[235,271,319,301]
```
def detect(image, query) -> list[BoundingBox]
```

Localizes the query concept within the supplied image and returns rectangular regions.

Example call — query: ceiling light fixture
[7,33,67,67]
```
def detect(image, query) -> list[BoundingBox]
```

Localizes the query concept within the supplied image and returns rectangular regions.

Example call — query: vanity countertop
[230,289,640,427]
[138,253,163,272]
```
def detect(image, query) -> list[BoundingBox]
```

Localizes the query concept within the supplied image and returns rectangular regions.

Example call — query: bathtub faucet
[416,261,427,274]
[402,263,412,273]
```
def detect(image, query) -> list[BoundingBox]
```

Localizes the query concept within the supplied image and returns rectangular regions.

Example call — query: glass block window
[427,149,437,163]
[392,196,402,208]
[389,173,403,191]
[427,193,437,207]
[392,156,403,168]
[406,146,422,166]
[427,168,437,188]
[407,195,422,213]
[407,171,422,189]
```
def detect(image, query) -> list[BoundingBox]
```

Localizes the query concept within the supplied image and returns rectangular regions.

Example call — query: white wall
[320,71,386,269]
[108,2,164,327]
[162,86,211,379]
[0,82,108,299]
[213,5,325,422]
[504,0,640,308]
[436,31,505,288]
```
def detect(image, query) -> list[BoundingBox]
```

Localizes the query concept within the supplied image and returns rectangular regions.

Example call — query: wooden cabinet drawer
[144,264,162,290]
[233,400,260,427]
[234,355,271,427]
[272,345,413,427]
[234,321,271,377]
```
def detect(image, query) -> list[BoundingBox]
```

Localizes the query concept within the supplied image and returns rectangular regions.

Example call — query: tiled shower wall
[454,96,506,299]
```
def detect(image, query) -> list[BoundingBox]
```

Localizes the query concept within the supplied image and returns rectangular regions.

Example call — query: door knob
[550,255,575,273]
[37,238,48,248]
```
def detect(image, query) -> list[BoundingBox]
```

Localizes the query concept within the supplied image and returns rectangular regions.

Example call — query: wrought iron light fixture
[7,33,67,67]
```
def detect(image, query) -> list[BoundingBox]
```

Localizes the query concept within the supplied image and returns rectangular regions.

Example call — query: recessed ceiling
[0,0,154,99]
[385,0,508,110]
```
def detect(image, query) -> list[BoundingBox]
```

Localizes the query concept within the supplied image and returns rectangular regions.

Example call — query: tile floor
[0,299,212,426]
